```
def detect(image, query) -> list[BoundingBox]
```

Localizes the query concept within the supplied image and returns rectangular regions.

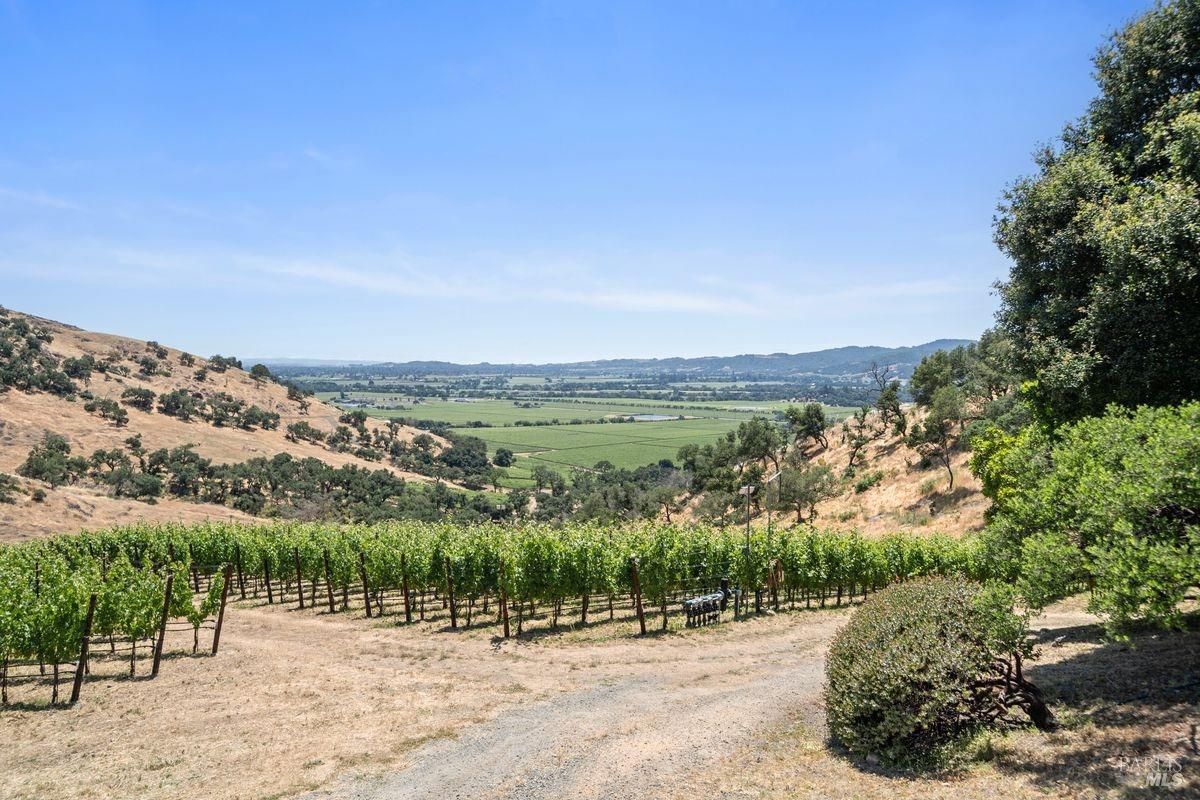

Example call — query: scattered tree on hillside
[0,311,77,397]
[17,434,85,487]
[339,409,368,431]
[61,355,95,381]
[783,403,830,450]
[83,397,129,426]
[120,386,156,412]
[207,355,241,373]
[905,386,964,490]
[773,458,839,523]
[328,425,355,450]
[137,356,161,377]
[0,472,19,504]
[157,389,199,420]
[249,363,272,383]
[736,416,783,473]
[841,406,884,476]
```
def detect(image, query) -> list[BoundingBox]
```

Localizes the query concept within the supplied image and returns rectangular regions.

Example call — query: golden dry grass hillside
[803,419,986,537]
[0,310,441,541]
[712,413,988,539]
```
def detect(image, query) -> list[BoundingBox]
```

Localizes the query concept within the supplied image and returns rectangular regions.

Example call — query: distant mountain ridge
[265,339,973,379]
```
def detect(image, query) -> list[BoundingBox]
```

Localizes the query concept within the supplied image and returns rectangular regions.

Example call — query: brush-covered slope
[802,424,987,536]
[0,308,439,540]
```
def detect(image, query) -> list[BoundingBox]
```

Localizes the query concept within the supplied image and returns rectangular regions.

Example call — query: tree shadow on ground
[904,484,975,515]
[990,613,1200,797]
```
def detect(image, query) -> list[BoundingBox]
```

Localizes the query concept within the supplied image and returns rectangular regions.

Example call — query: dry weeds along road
[11,593,1177,800]
[303,610,836,800]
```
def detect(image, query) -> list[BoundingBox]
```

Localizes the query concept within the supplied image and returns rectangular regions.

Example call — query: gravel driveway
[304,614,836,800]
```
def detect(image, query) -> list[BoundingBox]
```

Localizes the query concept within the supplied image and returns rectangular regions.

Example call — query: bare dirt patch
[4,594,1191,800]
[0,599,846,800]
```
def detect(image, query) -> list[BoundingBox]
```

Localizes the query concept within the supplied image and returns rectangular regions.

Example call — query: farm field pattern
[338,395,853,485]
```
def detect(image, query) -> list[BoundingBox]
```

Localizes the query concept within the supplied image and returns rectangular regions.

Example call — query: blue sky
[0,0,1148,362]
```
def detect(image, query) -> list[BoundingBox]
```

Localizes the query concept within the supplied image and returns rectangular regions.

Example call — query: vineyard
[0,520,990,708]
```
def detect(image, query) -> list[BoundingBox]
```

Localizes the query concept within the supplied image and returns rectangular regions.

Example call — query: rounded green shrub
[825,575,1049,770]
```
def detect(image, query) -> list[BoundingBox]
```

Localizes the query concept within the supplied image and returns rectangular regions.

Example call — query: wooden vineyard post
[401,554,412,623]
[212,564,233,656]
[235,544,246,600]
[358,552,372,618]
[263,556,274,605]
[630,558,647,636]
[152,572,174,677]
[188,544,200,592]
[293,548,305,610]
[771,560,780,612]
[322,550,336,614]
[499,561,510,639]
[69,593,97,705]
[445,557,458,629]
[35,561,44,676]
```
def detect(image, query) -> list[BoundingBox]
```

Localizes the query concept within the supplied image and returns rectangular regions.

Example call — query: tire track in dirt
[305,627,829,800]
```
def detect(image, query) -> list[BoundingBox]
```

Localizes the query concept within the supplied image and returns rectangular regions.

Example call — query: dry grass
[0,310,444,541]
[2,595,1194,800]
[806,433,988,538]
[713,415,989,539]
[667,598,1200,799]
[0,597,849,800]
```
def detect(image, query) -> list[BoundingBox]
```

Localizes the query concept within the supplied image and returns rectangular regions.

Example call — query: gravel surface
[304,617,831,800]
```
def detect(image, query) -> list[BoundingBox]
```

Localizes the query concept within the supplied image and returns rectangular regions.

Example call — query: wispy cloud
[0,235,976,321]
[0,185,81,211]
[301,147,353,169]
[258,258,753,314]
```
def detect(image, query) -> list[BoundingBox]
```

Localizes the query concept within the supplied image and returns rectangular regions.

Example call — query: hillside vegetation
[0,308,440,540]
[775,417,986,537]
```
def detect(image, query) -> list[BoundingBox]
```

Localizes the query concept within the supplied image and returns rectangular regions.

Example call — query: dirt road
[11,592,1184,800]
[305,614,833,800]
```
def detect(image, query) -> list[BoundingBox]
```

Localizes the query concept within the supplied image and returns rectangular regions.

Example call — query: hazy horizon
[245,336,973,368]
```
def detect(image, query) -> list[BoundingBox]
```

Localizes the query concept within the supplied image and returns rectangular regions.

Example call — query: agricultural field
[320,394,834,425]
[324,394,854,485]
[472,418,742,479]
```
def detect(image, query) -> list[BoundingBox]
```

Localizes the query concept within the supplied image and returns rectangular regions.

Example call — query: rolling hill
[263,339,973,380]
[0,308,439,541]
